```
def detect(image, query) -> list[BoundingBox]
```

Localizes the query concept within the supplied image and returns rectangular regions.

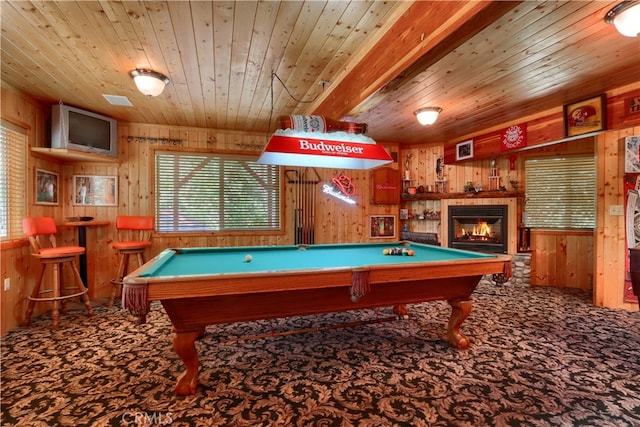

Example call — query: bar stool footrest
[29,288,88,302]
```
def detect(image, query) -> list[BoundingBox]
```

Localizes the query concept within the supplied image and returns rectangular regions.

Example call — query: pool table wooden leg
[446,299,472,349]
[173,329,203,395]
[392,304,408,318]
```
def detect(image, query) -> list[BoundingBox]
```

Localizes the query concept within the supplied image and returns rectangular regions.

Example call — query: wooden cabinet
[370,167,400,204]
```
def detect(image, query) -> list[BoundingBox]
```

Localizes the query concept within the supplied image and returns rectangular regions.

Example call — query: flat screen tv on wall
[50,104,117,158]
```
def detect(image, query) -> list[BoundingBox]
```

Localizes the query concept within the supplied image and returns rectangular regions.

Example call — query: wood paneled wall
[400,137,597,289]
[57,122,401,305]
[399,143,523,243]
[0,90,401,334]
[531,230,594,287]
[524,138,596,289]
[2,82,639,335]
[442,90,640,164]
[1,84,63,335]
[594,125,640,309]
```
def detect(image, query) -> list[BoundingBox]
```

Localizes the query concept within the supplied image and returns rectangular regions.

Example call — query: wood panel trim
[443,89,640,164]
[0,239,29,250]
[532,229,593,236]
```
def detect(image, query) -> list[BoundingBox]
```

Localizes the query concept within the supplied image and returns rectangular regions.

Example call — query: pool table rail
[123,248,510,301]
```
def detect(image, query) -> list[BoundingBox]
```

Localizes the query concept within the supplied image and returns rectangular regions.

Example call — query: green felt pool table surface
[138,242,494,278]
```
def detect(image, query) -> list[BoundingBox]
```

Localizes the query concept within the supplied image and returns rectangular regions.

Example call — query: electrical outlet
[3,278,9,291]
[609,205,624,216]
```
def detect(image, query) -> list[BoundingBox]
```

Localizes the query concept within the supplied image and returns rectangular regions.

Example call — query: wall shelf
[30,147,119,163]
[401,190,523,201]
[406,217,441,221]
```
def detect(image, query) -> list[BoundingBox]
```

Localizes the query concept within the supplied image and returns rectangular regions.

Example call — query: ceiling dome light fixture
[414,107,442,126]
[605,1,640,37]
[129,69,170,97]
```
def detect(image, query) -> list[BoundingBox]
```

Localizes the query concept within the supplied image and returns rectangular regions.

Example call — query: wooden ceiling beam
[309,1,522,120]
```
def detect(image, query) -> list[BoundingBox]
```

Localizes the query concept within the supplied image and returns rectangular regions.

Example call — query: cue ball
[245,255,252,262]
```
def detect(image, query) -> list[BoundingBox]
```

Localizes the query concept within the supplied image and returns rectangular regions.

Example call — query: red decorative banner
[500,123,527,151]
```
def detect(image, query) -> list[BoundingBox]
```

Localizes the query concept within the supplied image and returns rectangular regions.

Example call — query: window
[524,156,596,229]
[155,151,281,232]
[0,120,27,241]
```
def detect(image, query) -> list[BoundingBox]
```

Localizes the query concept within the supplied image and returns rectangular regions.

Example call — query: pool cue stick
[300,171,305,243]
[301,170,305,242]
[302,168,306,243]
[307,180,312,243]
[310,178,316,243]
[304,172,308,243]
[296,168,301,244]
[219,315,407,344]
[298,170,301,244]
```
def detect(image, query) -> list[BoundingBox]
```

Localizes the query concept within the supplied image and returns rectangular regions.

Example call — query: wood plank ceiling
[1,1,639,147]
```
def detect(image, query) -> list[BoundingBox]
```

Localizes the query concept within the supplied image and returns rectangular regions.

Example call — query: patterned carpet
[1,282,639,427]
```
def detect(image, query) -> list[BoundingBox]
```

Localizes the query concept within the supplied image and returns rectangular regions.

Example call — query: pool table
[123,241,510,395]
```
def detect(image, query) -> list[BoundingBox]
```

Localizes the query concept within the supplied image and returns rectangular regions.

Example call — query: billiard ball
[245,254,253,262]
[407,250,414,256]
[383,249,390,255]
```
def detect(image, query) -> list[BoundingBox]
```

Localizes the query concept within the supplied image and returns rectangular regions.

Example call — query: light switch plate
[609,205,624,216]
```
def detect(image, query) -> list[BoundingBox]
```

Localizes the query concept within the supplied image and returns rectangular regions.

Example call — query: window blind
[155,151,281,232]
[0,120,27,241]
[524,156,596,229]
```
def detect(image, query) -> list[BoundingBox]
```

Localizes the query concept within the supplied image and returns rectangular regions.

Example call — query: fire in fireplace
[448,205,508,254]
[460,221,495,241]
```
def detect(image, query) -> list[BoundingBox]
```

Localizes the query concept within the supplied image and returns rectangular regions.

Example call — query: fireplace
[448,205,508,254]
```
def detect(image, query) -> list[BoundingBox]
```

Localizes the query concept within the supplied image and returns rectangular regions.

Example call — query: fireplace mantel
[402,190,523,201]
[441,197,518,254]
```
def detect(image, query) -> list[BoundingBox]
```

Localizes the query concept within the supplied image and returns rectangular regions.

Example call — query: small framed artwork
[564,94,606,137]
[624,136,640,173]
[456,140,474,161]
[370,215,396,239]
[35,169,59,205]
[73,175,118,206]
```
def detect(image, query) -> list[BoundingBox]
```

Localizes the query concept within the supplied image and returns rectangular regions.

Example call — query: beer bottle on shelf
[278,115,367,134]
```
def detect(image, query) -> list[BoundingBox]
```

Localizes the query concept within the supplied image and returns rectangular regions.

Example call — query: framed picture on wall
[73,175,118,206]
[35,169,59,205]
[563,94,606,137]
[456,140,474,161]
[370,215,396,239]
[624,136,640,173]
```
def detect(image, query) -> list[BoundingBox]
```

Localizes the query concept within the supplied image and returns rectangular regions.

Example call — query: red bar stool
[110,215,154,307]
[22,217,94,330]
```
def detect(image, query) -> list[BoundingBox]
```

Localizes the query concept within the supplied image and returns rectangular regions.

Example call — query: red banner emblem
[501,123,527,151]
